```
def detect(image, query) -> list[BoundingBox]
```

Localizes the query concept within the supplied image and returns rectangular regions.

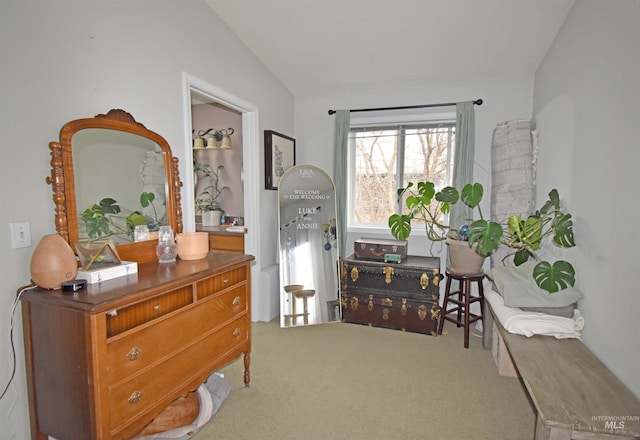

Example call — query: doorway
[182,73,263,321]
[191,99,243,223]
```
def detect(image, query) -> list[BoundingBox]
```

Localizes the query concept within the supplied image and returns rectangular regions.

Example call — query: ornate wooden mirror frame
[47,109,183,263]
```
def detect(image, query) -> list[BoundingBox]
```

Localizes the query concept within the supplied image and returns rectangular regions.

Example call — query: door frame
[181,72,262,322]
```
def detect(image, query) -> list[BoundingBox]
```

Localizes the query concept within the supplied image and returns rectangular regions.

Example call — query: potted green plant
[388,181,576,293]
[194,161,229,227]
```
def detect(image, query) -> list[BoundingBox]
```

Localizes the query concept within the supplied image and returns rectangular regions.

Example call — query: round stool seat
[445,269,485,280]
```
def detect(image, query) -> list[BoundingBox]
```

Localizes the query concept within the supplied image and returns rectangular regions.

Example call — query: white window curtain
[332,110,350,258]
[449,101,476,230]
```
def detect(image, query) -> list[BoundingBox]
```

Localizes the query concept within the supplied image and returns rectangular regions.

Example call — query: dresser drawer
[108,315,249,435]
[209,233,244,253]
[196,265,247,300]
[107,284,248,383]
[106,286,193,337]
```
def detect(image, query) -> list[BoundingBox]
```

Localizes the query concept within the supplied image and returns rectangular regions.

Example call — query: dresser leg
[31,427,47,440]
[243,352,251,387]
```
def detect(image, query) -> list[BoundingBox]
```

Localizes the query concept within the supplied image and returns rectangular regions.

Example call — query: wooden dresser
[198,226,245,253]
[21,252,253,440]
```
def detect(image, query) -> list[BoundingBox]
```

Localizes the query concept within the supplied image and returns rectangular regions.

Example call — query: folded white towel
[485,282,584,339]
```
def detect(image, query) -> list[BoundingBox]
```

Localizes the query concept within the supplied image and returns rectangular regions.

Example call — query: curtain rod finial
[328,109,336,115]
[474,99,483,106]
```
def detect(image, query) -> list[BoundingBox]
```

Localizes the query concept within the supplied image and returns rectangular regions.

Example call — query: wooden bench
[483,302,640,440]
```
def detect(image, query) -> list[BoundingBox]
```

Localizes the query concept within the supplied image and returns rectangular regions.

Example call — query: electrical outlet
[10,221,32,248]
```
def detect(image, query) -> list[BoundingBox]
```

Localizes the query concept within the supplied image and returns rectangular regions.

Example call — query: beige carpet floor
[194,319,535,440]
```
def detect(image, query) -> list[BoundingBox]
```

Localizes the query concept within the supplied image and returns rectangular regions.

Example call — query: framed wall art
[264,130,296,190]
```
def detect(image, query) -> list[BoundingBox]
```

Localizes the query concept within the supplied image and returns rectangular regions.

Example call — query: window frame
[346,110,456,234]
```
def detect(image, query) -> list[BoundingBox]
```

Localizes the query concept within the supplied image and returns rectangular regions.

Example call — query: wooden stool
[294,289,316,325]
[437,269,485,348]
[283,284,305,326]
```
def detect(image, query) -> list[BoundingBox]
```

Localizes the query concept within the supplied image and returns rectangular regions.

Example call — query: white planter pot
[202,210,222,227]
[446,238,486,275]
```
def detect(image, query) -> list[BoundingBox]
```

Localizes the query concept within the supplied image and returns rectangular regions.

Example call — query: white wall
[294,76,535,270]
[533,0,640,397]
[0,1,292,438]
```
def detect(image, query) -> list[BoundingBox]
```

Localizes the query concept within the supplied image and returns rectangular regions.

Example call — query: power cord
[0,283,37,401]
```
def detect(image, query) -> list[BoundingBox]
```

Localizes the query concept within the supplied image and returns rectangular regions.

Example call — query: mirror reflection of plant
[140,192,162,224]
[81,196,160,240]
[194,160,229,212]
[81,198,130,239]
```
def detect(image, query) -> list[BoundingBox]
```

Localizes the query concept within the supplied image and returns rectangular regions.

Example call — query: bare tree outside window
[350,123,455,226]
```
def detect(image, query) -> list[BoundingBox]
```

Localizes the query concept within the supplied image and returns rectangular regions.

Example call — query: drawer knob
[128,391,142,405]
[233,296,241,306]
[127,347,142,361]
[233,328,241,337]
[153,304,161,312]
[223,278,229,285]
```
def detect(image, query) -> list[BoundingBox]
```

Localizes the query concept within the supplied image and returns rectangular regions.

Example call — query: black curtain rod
[327,99,483,115]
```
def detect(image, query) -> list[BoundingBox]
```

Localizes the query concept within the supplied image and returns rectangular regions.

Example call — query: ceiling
[205,0,575,95]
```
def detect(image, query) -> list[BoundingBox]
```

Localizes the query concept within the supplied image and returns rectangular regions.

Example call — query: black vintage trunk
[340,255,442,335]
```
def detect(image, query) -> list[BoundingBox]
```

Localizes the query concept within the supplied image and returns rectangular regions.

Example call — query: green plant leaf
[507,214,542,251]
[460,183,483,209]
[551,213,575,248]
[522,216,543,250]
[83,214,111,239]
[388,214,412,240]
[539,189,560,214]
[507,214,522,234]
[396,182,414,198]
[405,195,421,211]
[434,186,458,216]
[140,192,155,208]
[513,248,531,266]
[532,260,576,293]
[80,198,122,239]
[126,212,147,228]
[416,180,435,196]
[435,186,459,204]
[98,198,121,215]
[467,220,503,256]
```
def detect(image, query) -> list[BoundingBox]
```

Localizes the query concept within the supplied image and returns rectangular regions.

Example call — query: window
[348,118,456,229]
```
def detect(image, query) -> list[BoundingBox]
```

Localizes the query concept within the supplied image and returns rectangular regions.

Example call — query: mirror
[48,109,183,263]
[278,164,340,327]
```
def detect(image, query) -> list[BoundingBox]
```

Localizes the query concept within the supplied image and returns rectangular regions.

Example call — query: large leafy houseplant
[388,181,576,293]
[194,161,229,213]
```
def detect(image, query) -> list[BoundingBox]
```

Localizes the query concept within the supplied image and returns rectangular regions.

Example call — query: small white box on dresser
[76,261,138,284]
